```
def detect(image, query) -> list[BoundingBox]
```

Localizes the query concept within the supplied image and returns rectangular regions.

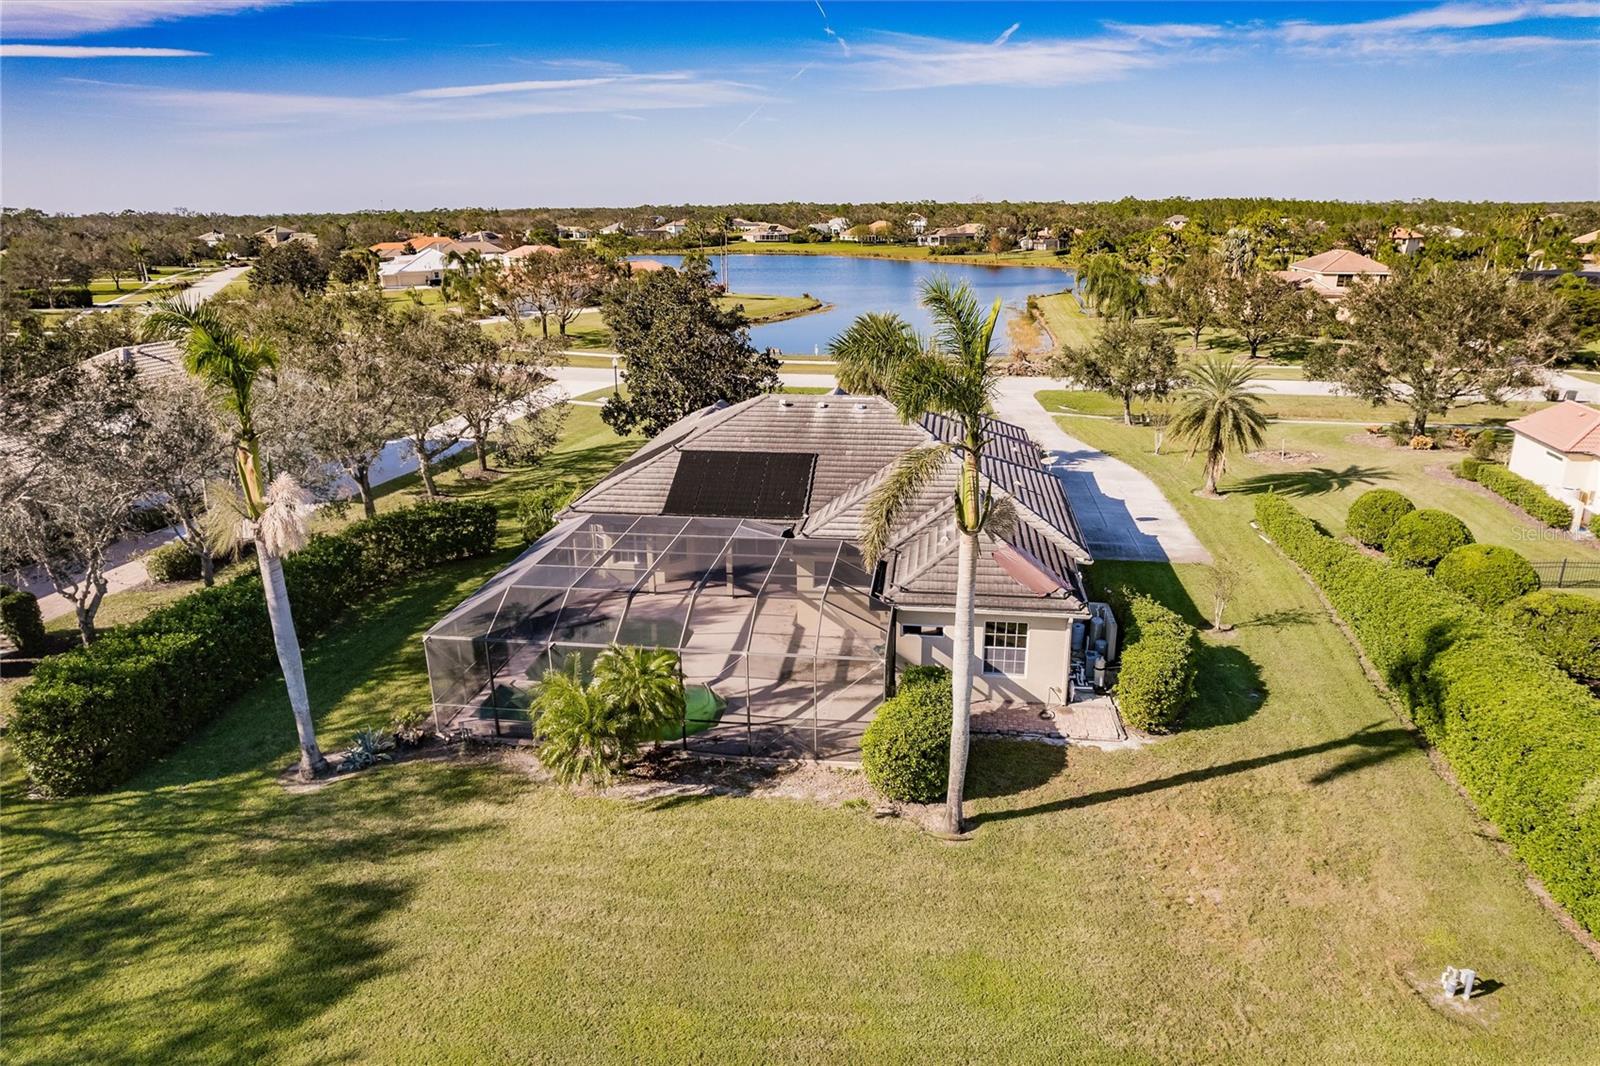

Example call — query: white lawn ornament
[1439,966,1478,1000]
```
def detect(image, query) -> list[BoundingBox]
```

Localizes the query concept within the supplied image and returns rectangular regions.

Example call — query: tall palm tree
[1080,253,1145,319]
[709,212,733,291]
[1169,355,1268,497]
[831,277,1009,835]
[145,299,329,779]
[126,237,151,284]
[593,645,685,744]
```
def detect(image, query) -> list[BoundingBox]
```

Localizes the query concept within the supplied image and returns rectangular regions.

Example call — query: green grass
[1033,291,1097,349]
[1038,388,1552,426]
[5,394,1600,1062]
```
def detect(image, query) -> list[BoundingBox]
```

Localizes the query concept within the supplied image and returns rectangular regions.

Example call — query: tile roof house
[370,234,456,260]
[423,392,1109,759]
[378,247,454,289]
[917,223,985,248]
[1507,401,1600,527]
[1391,227,1425,255]
[255,225,317,249]
[1278,249,1391,300]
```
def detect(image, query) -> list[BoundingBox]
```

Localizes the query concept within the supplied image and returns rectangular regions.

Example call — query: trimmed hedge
[9,500,499,796]
[1346,489,1415,548]
[1113,595,1198,733]
[862,667,951,803]
[1,587,47,656]
[1499,591,1600,683]
[1433,544,1539,609]
[1382,509,1473,570]
[1255,493,1600,937]
[145,542,203,583]
[1461,461,1573,529]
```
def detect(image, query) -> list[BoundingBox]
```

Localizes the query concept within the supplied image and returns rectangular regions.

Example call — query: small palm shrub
[534,655,636,787]
[593,645,685,743]
[1433,544,1539,609]
[1346,489,1416,548]
[1113,595,1198,732]
[145,542,203,583]
[1383,509,1474,570]
[0,587,46,656]
[1499,591,1600,682]
[862,667,951,803]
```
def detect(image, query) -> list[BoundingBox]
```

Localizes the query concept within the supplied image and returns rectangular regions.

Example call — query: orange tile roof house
[1279,249,1391,299]
[370,234,456,260]
[1506,401,1600,526]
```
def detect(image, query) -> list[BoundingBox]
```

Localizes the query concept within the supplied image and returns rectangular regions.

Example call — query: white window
[982,621,1028,676]
[901,623,945,637]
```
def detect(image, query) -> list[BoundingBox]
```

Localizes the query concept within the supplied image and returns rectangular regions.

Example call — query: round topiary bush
[1382,509,1474,570]
[1498,590,1600,682]
[144,542,203,583]
[0,586,47,655]
[1346,489,1416,548]
[862,668,951,803]
[1433,544,1539,608]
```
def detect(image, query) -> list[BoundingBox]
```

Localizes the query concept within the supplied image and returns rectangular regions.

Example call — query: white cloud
[0,1,292,39]
[850,29,1153,90]
[72,69,766,126]
[1281,1,1600,41]
[0,44,205,57]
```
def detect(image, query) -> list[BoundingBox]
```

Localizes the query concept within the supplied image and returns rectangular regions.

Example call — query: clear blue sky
[2,1,1596,212]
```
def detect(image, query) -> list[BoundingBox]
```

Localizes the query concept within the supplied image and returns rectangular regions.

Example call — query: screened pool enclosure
[423,513,892,759]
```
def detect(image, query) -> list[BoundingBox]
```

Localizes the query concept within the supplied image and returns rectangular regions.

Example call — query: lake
[640,254,1074,355]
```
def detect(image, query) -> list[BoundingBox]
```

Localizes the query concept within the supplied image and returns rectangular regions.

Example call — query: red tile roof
[1508,400,1600,456]
[1289,249,1391,276]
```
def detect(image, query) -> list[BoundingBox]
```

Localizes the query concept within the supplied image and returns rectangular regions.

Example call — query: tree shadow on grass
[969,722,1415,828]
[967,739,1067,800]
[1230,465,1393,498]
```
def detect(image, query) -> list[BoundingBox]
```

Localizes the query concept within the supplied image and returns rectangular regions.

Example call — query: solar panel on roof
[664,450,817,520]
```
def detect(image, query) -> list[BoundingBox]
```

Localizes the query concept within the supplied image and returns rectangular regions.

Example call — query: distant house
[449,238,507,258]
[1018,229,1063,252]
[195,230,227,248]
[503,244,562,262]
[371,234,455,260]
[378,247,453,289]
[598,221,630,236]
[1391,227,1425,255]
[637,218,690,240]
[840,220,892,244]
[460,230,503,244]
[807,222,833,236]
[740,221,796,243]
[1278,249,1391,300]
[558,225,591,241]
[255,225,317,249]
[919,223,984,248]
[1163,214,1189,231]
[906,213,928,236]
[1506,401,1600,527]
[1574,229,1599,266]
[824,216,851,236]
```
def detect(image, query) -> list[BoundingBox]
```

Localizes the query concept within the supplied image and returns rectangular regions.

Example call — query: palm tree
[533,655,631,786]
[1169,355,1268,497]
[709,212,733,291]
[126,238,151,284]
[1080,253,1145,319]
[593,645,684,744]
[144,299,329,779]
[442,248,485,310]
[831,276,1010,835]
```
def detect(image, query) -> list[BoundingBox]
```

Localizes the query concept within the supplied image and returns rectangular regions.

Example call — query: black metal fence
[1532,559,1600,589]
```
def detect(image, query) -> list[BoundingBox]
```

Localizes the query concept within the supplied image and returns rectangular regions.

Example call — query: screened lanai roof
[426,513,887,662]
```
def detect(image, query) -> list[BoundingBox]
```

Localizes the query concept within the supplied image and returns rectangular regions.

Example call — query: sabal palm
[145,298,328,777]
[1169,355,1268,496]
[1080,254,1144,319]
[831,276,1006,835]
[593,644,684,742]
[534,655,632,787]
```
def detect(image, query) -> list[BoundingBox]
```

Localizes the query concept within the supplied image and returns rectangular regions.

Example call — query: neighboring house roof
[565,393,1091,612]
[928,223,985,238]
[1508,401,1600,456]
[1391,227,1424,239]
[1574,230,1600,246]
[379,247,451,276]
[504,244,561,259]
[628,258,668,272]
[1288,249,1391,276]
[449,238,506,255]
[370,235,454,254]
[85,340,186,385]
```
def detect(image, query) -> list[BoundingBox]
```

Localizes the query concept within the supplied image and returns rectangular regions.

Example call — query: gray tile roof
[565,391,1092,614]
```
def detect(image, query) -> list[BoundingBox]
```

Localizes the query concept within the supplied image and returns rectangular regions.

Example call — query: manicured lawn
[5,393,1599,1062]
[1034,291,1097,349]
[88,266,199,305]
[1038,388,1552,426]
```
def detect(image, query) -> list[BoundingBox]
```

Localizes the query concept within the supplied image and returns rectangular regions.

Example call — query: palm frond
[920,275,997,365]
[981,492,1018,542]
[859,443,952,566]
[827,312,921,396]
[199,478,249,555]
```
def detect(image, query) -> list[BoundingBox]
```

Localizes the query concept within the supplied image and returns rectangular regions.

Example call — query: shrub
[862,668,951,803]
[1499,591,1600,682]
[1408,434,1436,450]
[144,542,203,583]
[0,587,47,656]
[1382,509,1474,570]
[1345,489,1415,548]
[1255,494,1600,938]
[9,499,499,796]
[1471,463,1573,529]
[337,728,394,772]
[1433,544,1539,609]
[1454,456,1483,481]
[516,482,578,545]
[1113,595,1198,732]
[1470,429,1498,461]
